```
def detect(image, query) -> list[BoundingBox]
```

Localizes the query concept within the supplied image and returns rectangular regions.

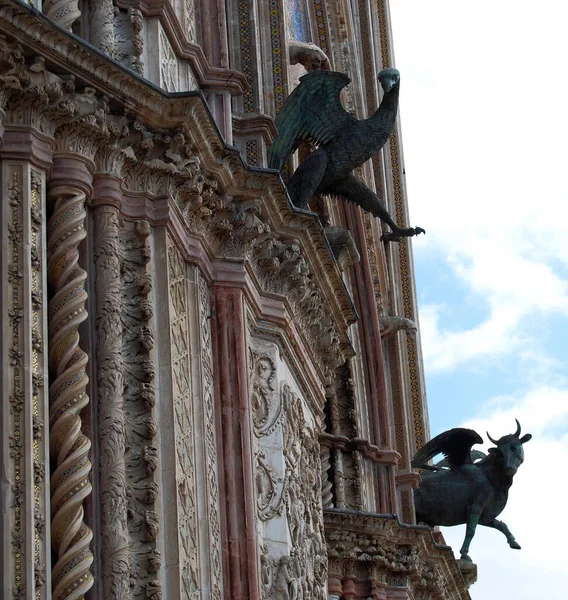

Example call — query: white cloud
[389,4,568,598]
[436,386,568,599]
[390,2,568,372]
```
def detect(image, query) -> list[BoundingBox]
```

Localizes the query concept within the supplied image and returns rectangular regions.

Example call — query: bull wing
[411,428,483,471]
[268,71,358,171]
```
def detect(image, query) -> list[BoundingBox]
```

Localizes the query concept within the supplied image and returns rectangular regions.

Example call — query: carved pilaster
[47,155,93,600]
[1,132,54,598]
[93,193,131,599]
[121,219,161,599]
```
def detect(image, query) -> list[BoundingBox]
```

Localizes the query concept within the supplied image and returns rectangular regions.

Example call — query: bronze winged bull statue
[412,420,532,561]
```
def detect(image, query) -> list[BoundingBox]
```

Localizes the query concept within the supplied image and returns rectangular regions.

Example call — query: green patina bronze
[269,69,424,242]
[412,420,532,562]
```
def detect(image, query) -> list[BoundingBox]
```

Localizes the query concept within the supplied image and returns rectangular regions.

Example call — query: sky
[389,2,568,598]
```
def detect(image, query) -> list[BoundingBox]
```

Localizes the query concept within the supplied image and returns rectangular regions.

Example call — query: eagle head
[378,68,400,93]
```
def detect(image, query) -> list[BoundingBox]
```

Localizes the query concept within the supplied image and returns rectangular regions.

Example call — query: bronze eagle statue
[269,68,424,242]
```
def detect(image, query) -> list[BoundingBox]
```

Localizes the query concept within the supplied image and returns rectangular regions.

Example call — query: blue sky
[389,2,568,598]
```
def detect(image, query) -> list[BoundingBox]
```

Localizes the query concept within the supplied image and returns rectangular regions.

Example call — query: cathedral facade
[0,0,470,598]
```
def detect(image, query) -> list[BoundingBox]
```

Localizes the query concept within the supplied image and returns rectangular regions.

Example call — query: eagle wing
[411,428,483,471]
[268,71,358,171]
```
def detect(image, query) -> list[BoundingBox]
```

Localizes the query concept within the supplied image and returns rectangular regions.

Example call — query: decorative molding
[5,165,25,599]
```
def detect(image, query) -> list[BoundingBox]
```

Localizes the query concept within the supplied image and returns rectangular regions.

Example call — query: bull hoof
[509,541,521,550]
[460,554,472,562]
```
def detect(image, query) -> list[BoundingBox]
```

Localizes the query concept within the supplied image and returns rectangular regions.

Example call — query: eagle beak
[380,75,397,93]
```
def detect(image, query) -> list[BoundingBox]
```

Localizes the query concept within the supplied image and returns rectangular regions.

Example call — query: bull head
[487,419,532,476]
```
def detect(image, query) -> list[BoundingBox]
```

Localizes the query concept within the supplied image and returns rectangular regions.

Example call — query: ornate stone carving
[43,0,81,31]
[260,552,300,600]
[47,179,94,599]
[255,451,286,521]
[183,0,196,43]
[250,351,283,436]
[114,7,144,75]
[5,168,25,598]
[94,205,131,599]
[121,220,162,598]
[89,0,117,57]
[325,509,470,600]
[167,238,199,594]
[196,271,223,600]
[159,26,178,92]
[283,387,327,600]
[379,315,417,338]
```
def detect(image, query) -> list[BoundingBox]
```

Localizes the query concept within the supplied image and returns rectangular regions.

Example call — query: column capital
[49,153,93,198]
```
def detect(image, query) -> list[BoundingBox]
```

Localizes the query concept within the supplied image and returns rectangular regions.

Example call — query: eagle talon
[381,226,425,243]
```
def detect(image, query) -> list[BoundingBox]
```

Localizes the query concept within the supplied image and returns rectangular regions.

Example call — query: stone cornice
[114,0,248,95]
[324,508,471,600]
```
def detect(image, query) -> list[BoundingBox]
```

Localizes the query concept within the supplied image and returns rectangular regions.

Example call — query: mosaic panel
[312,0,330,56]
[269,0,285,113]
[238,0,256,112]
[376,0,425,451]
[246,139,259,166]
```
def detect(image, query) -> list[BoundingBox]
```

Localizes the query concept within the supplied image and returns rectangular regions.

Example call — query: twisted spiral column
[47,157,94,600]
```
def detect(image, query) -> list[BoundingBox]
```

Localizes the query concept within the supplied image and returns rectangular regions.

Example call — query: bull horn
[487,431,499,445]
[514,419,521,438]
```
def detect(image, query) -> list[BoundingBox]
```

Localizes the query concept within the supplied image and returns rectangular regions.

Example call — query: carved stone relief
[94,204,131,599]
[167,238,199,595]
[283,388,327,600]
[250,350,283,437]
[196,271,223,600]
[114,7,144,75]
[43,0,81,31]
[120,219,162,598]
[184,0,196,43]
[159,26,178,92]
[5,165,25,598]
[249,334,327,599]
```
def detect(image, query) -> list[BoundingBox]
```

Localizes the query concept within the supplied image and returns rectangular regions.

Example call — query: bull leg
[484,519,521,550]
[460,506,482,561]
